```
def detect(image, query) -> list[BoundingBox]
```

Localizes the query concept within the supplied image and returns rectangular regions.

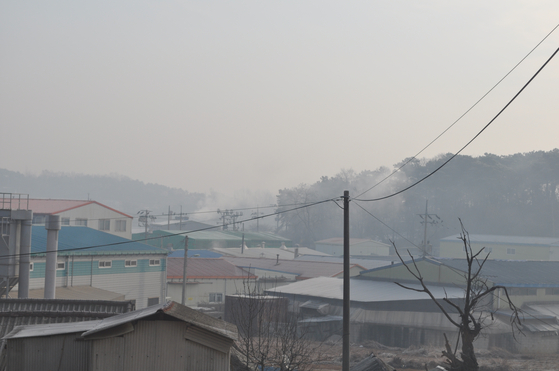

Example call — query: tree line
[274,149,559,248]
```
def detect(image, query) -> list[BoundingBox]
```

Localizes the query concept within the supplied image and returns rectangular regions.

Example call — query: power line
[355,44,559,202]
[354,22,559,200]
[2,198,339,260]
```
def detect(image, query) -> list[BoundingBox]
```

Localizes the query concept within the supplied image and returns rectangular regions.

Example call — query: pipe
[18,216,33,298]
[44,215,61,299]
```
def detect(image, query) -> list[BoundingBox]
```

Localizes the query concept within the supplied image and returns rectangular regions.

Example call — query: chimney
[18,212,33,298]
[44,215,61,299]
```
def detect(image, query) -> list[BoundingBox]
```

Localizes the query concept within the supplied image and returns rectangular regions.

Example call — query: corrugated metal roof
[26,199,132,218]
[315,238,390,247]
[3,301,238,341]
[295,255,393,270]
[167,258,254,279]
[31,226,167,256]
[265,276,464,302]
[10,286,125,301]
[436,258,559,286]
[214,247,330,260]
[224,256,365,279]
[168,249,222,258]
[0,298,133,340]
[440,234,559,246]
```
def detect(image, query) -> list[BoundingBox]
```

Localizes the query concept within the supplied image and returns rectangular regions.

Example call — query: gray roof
[440,234,559,246]
[0,298,133,340]
[224,256,365,278]
[265,276,464,303]
[436,258,559,287]
[3,301,237,341]
[294,255,394,270]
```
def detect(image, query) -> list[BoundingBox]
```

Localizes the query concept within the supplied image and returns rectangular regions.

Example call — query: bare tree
[226,279,327,371]
[393,221,522,371]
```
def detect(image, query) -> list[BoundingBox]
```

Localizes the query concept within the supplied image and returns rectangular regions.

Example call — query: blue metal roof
[31,226,167,256]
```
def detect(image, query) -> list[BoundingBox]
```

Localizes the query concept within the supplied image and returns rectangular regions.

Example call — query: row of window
[27,259,161,271]
[33,216,127,232]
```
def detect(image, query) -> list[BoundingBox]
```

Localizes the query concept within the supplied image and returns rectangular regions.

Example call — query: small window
[149,259,161,266]
[147,297,159,306]
[209,293,223,303]
[115,220,127,232]
[56,262,65,270]
[98,219,110,231]
[98,261,112,268]
[61,218,70,226]
[545,288,559,295]
[509,287,537,296]
[125,260,137,267]
[76,218,88,227]
[29,262,34,272]
[507,248,516,255]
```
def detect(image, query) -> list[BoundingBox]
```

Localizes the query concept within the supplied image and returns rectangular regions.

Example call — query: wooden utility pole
[343,190,350,371]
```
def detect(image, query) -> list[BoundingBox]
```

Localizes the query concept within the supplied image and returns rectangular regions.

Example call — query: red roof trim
[30,199,133,218]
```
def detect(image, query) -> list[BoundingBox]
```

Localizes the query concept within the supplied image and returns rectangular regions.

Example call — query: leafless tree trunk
[227,279,328,371]
[394,220,522,371]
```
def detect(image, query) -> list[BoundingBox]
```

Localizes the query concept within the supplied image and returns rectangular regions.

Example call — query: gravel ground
[310,341,559,371]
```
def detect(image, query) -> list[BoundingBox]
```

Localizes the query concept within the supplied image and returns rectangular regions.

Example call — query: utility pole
[418,200,441,256]
[181,236,188,305]
[343,190,350,371]
[137,210,155,240]
[251,206,263,232]
[163,206,175,230]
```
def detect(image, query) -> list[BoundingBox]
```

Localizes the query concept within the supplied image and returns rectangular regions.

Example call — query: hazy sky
[2,1,558,195]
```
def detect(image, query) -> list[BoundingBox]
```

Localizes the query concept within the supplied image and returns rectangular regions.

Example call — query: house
[314,238,391,257]
[11,226,168,309]
[2,301,238,371]
[27,198,133,239]
[166,257,255,307]
[439,234,559,260]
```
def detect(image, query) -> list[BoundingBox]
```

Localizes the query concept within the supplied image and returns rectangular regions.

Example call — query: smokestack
[44,215,61,299]
[18,211,33,298]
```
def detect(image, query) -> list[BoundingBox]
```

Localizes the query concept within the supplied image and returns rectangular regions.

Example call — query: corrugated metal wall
[7,333,91,371]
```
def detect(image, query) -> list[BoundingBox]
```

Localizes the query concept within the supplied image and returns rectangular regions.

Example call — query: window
[545,288,559,295]
[76,218,88,226]
[507,248,516,255]
[509,287,537,296]
[98,219,110,231]
[115,220,127,232]
[56,262,65,270]
[149,259,161,266]
[147,297,159,306]
[29,262,34,272]
[98,261,112,268]
[125,260,137,267]
[61,218,70,226]
[209,293,223,303]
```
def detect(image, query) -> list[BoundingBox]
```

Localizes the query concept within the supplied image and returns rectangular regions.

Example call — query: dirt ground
[310,341,559,371]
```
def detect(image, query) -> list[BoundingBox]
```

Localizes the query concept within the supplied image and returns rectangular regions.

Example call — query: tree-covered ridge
[275,149,559,248]
[0,169,204,216]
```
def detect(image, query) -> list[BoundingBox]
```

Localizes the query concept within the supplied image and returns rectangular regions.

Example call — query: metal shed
[2,301,238,371]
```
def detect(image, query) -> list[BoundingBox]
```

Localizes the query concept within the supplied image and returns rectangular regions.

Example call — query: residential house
[27,198,133,239]
[2,301,238,371]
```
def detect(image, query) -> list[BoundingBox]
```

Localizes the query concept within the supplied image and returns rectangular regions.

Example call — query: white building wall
[57,203,132,239]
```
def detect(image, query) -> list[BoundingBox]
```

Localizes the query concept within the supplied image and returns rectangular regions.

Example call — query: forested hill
[275,150,559,248]
[0,169,204,216]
